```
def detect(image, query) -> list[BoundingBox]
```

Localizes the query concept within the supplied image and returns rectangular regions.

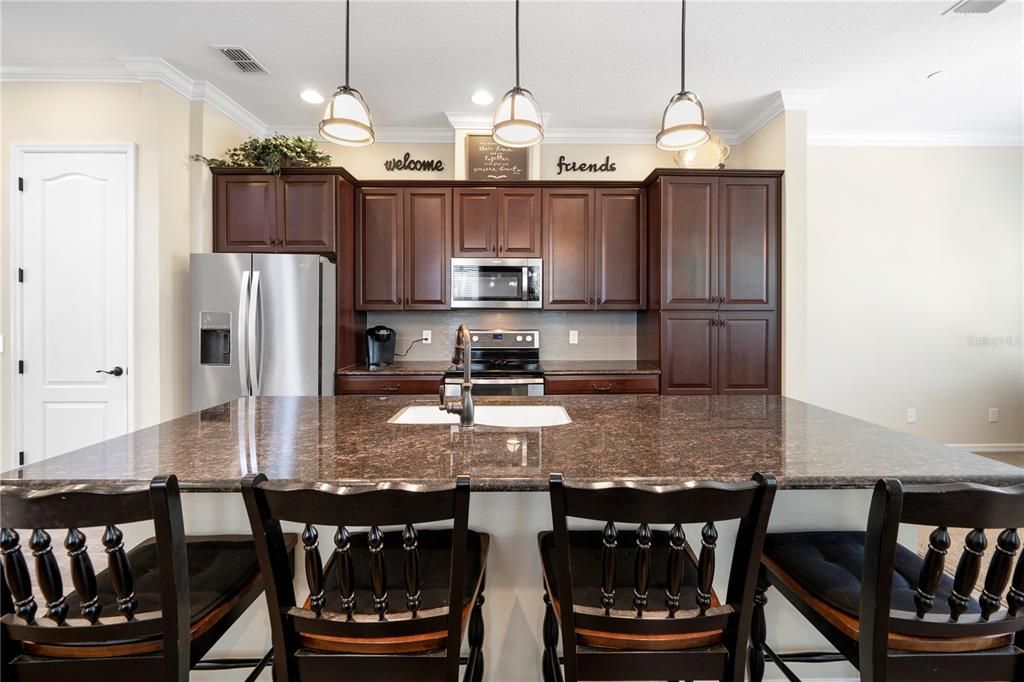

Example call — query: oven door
[444,377,545,397]
[450,258,542,309]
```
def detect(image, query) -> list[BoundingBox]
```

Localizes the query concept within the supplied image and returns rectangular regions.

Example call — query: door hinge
[17,451,25,467]
[17,267,24,283]
[17,177,24,192]
[18,360,24,374]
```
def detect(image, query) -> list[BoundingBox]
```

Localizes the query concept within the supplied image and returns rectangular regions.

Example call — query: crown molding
[191,82,266,137]
[807,130,1023,147]
[730,92,785,145]
[0,60,136,83]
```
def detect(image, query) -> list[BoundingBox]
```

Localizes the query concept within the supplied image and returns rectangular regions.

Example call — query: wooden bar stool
[538,472,777,681]
[240,473,488,681]
[0,475,285,681]
[749,479,1024,681]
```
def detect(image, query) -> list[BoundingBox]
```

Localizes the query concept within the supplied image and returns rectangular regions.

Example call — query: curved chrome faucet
[439,324,475,427]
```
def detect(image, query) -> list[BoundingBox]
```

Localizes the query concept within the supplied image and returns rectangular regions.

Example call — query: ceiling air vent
[213,45,268,74]
[942,0,1005,14]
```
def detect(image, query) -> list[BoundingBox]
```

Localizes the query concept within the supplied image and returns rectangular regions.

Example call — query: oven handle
[445,377,545,385]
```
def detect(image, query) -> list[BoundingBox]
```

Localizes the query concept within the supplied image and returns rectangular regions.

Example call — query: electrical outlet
[906,408,917,424]
[569,330,579,345]
[422,330,431,345]
[989,407,1000,423]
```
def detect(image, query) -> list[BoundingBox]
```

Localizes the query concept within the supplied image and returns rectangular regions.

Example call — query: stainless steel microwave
[450,258,542,309]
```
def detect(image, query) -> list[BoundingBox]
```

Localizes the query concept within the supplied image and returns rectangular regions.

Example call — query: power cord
[394,337,427,358]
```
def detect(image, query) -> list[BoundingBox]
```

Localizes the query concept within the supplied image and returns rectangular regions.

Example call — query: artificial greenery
[192,134,332,174]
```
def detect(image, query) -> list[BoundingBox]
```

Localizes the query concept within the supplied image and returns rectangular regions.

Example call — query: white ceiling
[2,0,1021,142]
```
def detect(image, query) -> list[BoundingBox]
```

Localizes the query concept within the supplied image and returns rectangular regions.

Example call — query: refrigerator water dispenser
[199,312,231,366]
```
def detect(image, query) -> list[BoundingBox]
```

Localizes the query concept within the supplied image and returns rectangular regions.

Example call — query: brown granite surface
[3,396,1021,492]
[541,361,661,375]
[338,361,451,375]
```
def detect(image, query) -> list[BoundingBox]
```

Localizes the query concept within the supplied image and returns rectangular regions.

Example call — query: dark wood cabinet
[335,374,442,395]
[718,177,778,309]
[545,373,659,395]
[543,189,594,309]
[452,188,541,258]
[214,172,336,255]
[595,189,646,309]
[660,176,718,309]
[658,310,778,395]
[277,175,336,253]
[498,189,542,257]
[661,312,718,395]
[718,311,778,394]
[357,188,404,310]
[215,174,278,252]
[453,188,496,256]
[404,188,451,309]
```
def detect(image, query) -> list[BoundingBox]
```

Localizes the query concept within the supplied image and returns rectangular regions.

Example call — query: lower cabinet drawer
[544,374,659,395]
[335,375,443,395]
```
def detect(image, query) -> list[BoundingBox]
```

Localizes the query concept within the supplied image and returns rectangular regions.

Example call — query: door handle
[239,270,251,394]
[96,366,124,377]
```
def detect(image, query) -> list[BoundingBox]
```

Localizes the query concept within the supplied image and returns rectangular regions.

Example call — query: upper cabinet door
[661,177,718,309]
[718,311,778,394]
[404,188,451,310]
[214,175,278,252]
[719,177,778,310]
[452,188,496,257]
[277,175,336,254]
[357,188,404,310]
[497,188,542,257]
[595,189,645,310]
[543,189,594,309]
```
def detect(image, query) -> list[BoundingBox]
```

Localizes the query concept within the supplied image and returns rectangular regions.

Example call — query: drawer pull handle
[381,385,401,392]
[592,383,613,392]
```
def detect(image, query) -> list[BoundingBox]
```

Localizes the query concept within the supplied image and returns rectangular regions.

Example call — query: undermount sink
[388,405,572,428]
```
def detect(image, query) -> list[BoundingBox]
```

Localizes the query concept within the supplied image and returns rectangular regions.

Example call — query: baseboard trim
[947,443,1024,453]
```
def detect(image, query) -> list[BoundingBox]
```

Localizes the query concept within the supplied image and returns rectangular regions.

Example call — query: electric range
[443,329,544,397]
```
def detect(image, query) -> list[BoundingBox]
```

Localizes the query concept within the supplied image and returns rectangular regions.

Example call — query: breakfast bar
[3,395,1021,680]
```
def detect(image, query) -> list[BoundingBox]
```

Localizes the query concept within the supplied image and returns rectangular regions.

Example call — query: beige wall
[321,142,455,180]
[0,82,251,469]
[805,145,1023,444]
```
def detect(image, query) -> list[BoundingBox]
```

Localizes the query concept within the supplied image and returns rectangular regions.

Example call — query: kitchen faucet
[439,324,475,427]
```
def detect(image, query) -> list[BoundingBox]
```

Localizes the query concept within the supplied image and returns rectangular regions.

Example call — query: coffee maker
[366,325,397,366]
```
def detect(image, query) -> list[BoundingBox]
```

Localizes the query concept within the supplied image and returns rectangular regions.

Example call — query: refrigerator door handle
[248,270,262,395]
[238,270,251,395]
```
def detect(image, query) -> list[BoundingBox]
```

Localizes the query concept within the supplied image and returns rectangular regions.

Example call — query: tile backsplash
[366,311,637,362]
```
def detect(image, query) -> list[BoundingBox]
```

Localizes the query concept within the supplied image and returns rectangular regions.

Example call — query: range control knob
[516,335,523,342]
[526,335,533,342]
[472,335,479,342]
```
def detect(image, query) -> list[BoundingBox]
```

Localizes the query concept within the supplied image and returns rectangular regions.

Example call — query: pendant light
[492,0,544,148]
[656,0,710,151]
[320,0,375,147]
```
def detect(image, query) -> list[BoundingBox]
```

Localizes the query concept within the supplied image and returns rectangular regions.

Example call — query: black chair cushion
[539,529,703,613]
[63,535,260,625]
[764,531,982,617]
[319,529,488,616]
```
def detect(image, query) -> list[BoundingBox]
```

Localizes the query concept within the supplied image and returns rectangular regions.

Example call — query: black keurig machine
[366,325,397,366]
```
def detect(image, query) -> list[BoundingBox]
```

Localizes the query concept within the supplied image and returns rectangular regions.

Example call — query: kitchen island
[4,395,1021,681]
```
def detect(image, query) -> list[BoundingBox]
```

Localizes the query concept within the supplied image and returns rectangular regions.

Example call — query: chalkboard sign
[466,134,528,180]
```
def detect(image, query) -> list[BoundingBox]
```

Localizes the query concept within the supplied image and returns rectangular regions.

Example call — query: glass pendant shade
[320,85,375,147]
[656,91,711,151]
[492,86,544,148]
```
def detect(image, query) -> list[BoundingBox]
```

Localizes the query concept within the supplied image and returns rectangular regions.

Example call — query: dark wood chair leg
[464,574,485,682]
[542,590,563,682]
[749,564,769,682]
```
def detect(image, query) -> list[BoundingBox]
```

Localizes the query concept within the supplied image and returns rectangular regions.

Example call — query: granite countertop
[3,396,1021,492]
[338,361,451,375]
[541,361,661,375]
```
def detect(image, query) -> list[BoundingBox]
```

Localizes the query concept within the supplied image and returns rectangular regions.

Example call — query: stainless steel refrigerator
[189,253,336,411]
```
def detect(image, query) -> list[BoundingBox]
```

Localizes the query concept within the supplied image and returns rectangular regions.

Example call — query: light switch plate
[422,330,431,345]
[906,408,917,424]
[989,407,1000,423]
[0,334,4,353]
[569,330,579,345]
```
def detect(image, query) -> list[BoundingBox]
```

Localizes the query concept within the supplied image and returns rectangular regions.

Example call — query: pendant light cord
[345,0,351,87]
[680,0,686,93]
[515,0,521,88]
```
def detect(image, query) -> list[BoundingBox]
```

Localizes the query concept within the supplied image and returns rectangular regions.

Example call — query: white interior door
[14,146,133,465]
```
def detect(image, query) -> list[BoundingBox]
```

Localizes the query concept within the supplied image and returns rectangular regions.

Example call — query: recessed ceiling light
[300,89,324,104]
[471,89,494,106]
